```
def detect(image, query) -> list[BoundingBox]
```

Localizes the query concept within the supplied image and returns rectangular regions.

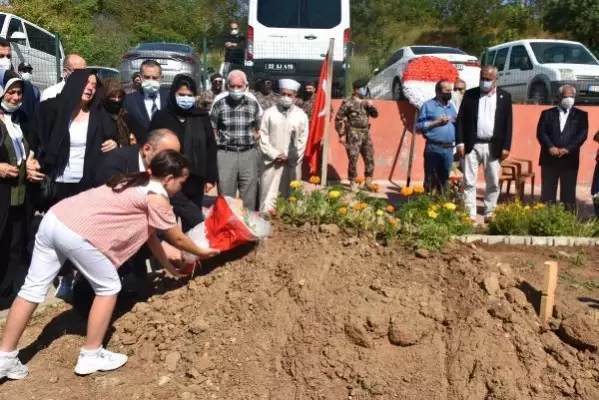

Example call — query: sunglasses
[454,87,465,92]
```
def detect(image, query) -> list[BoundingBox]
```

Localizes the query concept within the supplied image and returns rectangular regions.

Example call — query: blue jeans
[424,145,454,192]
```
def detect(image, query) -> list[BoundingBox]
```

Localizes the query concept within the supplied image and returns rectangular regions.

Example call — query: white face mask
[141,79,161,95]
[560,97,575,110]
[20,72,32,82]
[279,96,294,109]
[2,100,21,113]
[480,80,494,92]
[229,89,245,101]
[231,29,239,35]
[0,57,11,70]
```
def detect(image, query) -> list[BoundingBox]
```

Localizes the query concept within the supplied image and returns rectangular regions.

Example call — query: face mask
[560,97,575,110]
[104,99,123,115]
[229,89,245,101]
[359,87,368,97]
[304,91,314,101]
[279,96,293,109]
[142,79,161,95]
[1,100,21,113]
[231,29,239,35]
[480,80,494,92]
[20,72,32,82]
[441,93,452,102]
[0,58,11,70]
[176,95,195,110]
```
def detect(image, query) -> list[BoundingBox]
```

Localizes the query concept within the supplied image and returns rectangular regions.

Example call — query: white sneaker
[74,348,128,375]
[0,352,28,380]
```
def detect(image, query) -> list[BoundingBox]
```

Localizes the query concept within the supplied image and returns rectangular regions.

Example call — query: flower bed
[275,178,473,250]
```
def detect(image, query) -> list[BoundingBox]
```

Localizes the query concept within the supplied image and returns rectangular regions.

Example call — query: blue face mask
[176,95,195,110]
[359,87,368,97]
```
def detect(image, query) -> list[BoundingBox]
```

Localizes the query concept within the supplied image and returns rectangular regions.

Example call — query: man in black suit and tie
[123,60,169,140]
[456,65,513,223]
[537,85,588,210]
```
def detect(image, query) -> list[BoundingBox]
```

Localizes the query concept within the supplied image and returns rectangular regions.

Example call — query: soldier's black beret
[353,79,369,89]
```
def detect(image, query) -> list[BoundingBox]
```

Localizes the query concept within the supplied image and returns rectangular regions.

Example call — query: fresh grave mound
[4,224,599,400]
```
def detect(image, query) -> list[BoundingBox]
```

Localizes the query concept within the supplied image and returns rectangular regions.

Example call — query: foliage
[489,202,599,237]
[543,0,599,54]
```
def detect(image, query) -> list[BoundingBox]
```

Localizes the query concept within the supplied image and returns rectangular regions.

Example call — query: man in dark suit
[456,65,513,223]
[123,60,168,138]
[537,85,588,210]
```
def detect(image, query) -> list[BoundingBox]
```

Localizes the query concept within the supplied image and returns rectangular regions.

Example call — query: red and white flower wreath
[402,56,459,109]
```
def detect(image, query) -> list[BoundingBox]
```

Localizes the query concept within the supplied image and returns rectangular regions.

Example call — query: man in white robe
[259,79,309,212]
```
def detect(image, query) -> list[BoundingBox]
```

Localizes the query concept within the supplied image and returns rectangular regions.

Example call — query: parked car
[367,46,481,100]
[120,42,204,89]
[88,66,119,82]
[483,39,599,104]
[247,0,350,97]
[0,13,65,90]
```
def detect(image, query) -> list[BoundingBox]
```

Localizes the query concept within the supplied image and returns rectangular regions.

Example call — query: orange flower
[400,187,413,197]
[309,176,321,184]
[368,183,380,193]
[388,217,397,227]
[355,177,365,184]
[339,207,348,215]
[413,185,425,194]
[386,205,395,213]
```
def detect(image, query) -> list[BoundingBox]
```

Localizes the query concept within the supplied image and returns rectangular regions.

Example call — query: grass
[560,272,599,291]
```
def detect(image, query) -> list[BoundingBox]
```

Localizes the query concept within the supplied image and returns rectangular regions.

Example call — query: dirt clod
[344,322,372,348]
[559,313,599,351]
[482,273,501,296]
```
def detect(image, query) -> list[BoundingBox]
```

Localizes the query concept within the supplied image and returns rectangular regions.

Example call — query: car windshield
[411,46,466,55]
[136,43,191,53]
[0,15,6,31]
[257,0,341,29]
[530,42,598,65]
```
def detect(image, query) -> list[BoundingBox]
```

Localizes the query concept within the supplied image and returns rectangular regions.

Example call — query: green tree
[544,0,599,53]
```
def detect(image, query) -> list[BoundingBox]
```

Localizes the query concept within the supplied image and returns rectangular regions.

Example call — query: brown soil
[2,226,599,400]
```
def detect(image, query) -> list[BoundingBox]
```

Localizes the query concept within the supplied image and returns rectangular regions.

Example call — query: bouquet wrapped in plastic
[183,196,272,263]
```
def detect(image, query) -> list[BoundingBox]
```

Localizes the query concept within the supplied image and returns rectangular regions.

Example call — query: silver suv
[120,42,204,89]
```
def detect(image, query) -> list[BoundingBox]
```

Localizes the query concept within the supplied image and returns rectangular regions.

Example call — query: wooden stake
[320,38,335,187]
[539,261,558,323]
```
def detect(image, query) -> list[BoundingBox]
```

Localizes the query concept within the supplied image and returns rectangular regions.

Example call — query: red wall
[325,100,598,185]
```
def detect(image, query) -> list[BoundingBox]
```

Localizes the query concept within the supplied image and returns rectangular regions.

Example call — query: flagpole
[320,38,335,187]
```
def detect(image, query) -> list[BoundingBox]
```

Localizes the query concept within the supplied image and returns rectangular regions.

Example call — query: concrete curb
[456,235,599,246]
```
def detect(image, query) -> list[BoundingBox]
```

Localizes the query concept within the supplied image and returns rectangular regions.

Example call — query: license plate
[589,85,599,92]
[264,63,295,71]
[454,63,464,71]
[156,59,169,65]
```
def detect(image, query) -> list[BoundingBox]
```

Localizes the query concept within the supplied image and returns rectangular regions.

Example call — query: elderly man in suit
[123,60,169,138]
[537,85,588,210]
[456,65,513,223]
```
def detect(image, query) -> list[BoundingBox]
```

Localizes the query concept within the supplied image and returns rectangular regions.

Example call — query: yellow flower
[428,210,438,219]
[431,205,439,212]
[328,190,341,199]
[535,203,545,209]
[288,196,297,203]
[444,203,457,211]
[352,203,362,211]
[339,207,348,215]
[413,185,425,194]
[524,205,531,211]
[290,180,302,189]
[376,210,384,216]
[386,205,395,213]
[401,187,414,196]
[309,176,321,184]
[463,216,472,225]
[388,217,398,227]
[355,177,365,184]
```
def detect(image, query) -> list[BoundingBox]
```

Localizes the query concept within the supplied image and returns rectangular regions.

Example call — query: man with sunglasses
[451,78,466,112]
[197,73,224,109]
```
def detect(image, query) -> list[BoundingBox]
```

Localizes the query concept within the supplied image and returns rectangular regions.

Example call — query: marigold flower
[428,210,438,219]
[388,217,398,227]
[288,196,297,203]
[339,207,348,215]
[534,203,545,209]
[386,205,395,213]
[309,176,321,184]
[355,177,365,184]
[463,216,472,224]
[524,205,531,211]
[413,185,425,194]
[328,190,341,199]
[401,187,413,196]
[376,210,384,216]
[444,203,457,211]
[368,183,380,192]
[431,205,439,212]
[290,180,302,189]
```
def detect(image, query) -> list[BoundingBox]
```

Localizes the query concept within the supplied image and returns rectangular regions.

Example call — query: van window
[494,47,509,71]
[257,0,342,29]
[530,42,599,65]
[508,45,532,70]
[25,23,56,56]
[0,15,6,32]
[7,17,24,37]
[483,50,496,66]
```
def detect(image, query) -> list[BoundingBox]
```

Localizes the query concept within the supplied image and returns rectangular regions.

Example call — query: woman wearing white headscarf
[0,70,43,306]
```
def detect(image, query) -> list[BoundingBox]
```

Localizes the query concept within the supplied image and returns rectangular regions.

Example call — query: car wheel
[392,79,403,101]
[529,83,549,105]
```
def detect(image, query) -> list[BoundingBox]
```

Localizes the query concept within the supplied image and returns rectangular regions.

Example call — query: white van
[0,13,65,90]
[247,0,350,96]
[483,39,599,104]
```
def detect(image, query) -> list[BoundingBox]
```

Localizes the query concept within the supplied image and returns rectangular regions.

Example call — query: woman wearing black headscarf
[149,74,217,216]
[0,70,42,305]
[39,69,117,206]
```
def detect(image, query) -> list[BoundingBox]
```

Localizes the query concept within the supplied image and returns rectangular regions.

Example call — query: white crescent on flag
[318,79,328,117]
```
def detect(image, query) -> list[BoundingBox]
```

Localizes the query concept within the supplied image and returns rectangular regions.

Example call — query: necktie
[149,94,158,117]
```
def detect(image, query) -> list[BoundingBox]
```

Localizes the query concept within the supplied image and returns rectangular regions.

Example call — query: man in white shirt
[456,65,513,223]
[258,79,309,212]
[123,60,168,132]
[40,54,87,101]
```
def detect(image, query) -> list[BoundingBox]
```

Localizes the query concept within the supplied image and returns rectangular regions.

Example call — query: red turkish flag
[304,55,330,175]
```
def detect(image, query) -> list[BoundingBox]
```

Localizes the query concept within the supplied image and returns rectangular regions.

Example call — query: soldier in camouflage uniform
[196,73,224,109]
[335,79,378,190]
[253,78,279,110]
[296,81,334,121]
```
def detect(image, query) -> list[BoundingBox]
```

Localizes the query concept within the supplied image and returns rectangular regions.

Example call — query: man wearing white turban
[258,79,309,212]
